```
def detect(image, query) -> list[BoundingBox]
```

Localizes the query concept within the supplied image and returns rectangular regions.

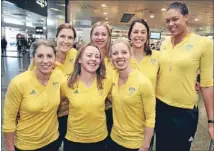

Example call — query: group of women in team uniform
[3,2,213,151]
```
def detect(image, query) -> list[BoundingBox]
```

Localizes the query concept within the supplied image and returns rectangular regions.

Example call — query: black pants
[15,138,60,151]
[58,115,68,148]
[107,138,138,151]
[155,98,199,151]
[105,107,113,149]
[64,138,106,151]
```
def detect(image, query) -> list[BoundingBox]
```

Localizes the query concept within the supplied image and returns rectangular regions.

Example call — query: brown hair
[111,38,132,56]
[56,23,77,39]
[67,43,106,89]
[30,39,56,57]
[90,22,112,57]
[128,19,152,56]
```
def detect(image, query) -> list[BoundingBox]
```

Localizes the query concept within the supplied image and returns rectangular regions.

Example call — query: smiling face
[130,22,148,49]
[56,28,75,53]
[79,46,101,74]
[34,45,56,75]
[165,8,188,37]
[91,25,109,51]
[111,42,131,71]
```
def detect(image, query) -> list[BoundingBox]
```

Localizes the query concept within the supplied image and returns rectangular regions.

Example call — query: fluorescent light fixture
[47,19,55,26]
[161,8,166,11]
[57,15,65,19]
[101,4,106,7]
[104,12,107,15]
[50,8,61,11]
[199,28,202,30]
[26,22,35,27]
[105,17,108,20]
[150,15,154,18]
[194,18,199,21]
[4,18,24,25]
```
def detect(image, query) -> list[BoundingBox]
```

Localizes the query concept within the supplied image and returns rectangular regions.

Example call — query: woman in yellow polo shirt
[61,43,112,151]
[156,2,213,151]
[90,22,115,146]
[54,23,78,148]
[128,19,160,91]
[3,39,63,151]
[109,38,156,151]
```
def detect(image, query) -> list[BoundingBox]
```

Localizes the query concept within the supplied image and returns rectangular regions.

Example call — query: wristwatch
[208,120,214,123]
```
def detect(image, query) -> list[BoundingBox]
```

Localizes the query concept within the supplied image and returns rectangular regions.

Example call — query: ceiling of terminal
[68,0,214,35]
[2,1,46,29]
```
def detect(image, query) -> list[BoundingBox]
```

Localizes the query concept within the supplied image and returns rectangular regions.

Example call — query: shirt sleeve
[141,78,156,128]
[3,80,22,132]
[200,38,213,87]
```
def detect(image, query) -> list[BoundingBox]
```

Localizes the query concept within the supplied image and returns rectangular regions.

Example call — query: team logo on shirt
[30,90,36,95]
[53,82,59,87]
[69,59,74,63]
[98,89,104,96]
[74,89,79,94]
[185,44,193,51]
[129,87,136,95]
[150,58,156,64]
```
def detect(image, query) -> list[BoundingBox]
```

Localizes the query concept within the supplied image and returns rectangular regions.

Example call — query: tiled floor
[1,51,213,151]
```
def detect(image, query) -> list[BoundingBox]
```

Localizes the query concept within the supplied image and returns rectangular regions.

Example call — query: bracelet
[208,120,214,123]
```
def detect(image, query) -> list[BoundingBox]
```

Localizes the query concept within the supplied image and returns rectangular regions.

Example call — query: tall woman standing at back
[90,22,115,136]
[156,2,213,151]
[54,23,78,147]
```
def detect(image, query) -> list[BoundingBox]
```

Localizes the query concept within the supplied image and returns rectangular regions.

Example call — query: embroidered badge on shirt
[69,59,74,63]
[30,90,36,95]
[53,82,59,87]
[74,89,79,94]
[98,89,103,96]
[129,87,136,95]
[185,44,193,51]
[150,58,156,64]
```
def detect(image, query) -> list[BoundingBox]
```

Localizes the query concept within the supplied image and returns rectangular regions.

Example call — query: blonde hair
[111,38,132,56]
[67,43,106,89]
[90,22,112,57]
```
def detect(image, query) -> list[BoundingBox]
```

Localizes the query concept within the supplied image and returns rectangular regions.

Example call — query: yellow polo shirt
[61,76,112,143]
[104,57,116,110]
[55,48,78,76]
[110,69,156,149]
[3,69,63,150]
[157,33,213,109]
[55,48,78,117]
[130,50,160,90]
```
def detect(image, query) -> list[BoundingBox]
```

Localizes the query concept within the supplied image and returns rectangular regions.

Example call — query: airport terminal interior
[1,0,214,150]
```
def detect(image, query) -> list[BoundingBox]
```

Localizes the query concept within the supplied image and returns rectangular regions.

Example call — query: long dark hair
[67,43,106,89]
[167,2,189,16]
[128,19,152,56]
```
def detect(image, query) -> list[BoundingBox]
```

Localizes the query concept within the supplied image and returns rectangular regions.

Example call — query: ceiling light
[104,12,107,15]
[101,4,106,7]
[105,17,108,20]
[161,8,166,11]
[199,28,202,30]
[50,8,60,11]
[106,22,109,24]
[150,15,154,18]
[194,18,199,21]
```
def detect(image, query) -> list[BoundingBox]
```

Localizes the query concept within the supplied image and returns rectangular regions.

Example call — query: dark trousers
[107,138,138,151]
[105,107,113,150]
[64,138,106,151]
[58,115,68,148]
[155,98,199,151]
[15,138,60,151]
